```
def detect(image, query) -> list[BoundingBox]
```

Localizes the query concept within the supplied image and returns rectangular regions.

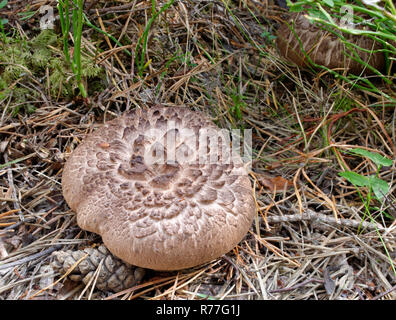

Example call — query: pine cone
[51,245,145,292]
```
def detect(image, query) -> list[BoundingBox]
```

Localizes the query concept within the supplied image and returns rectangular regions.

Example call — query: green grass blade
[135,0,176,76]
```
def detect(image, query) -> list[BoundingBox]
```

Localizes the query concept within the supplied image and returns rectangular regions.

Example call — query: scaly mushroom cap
[276,12,385,74]
[62,106,256,270]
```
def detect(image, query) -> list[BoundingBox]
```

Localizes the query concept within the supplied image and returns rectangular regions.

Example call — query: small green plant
[339,148,392,202]
[225,83,248,128]
[339,147,395,275]
[57,0,87,97]
[230,93,245,122]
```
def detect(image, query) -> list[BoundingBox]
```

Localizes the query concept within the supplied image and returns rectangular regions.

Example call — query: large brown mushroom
[276,12,386,74]
[62,106,256,271]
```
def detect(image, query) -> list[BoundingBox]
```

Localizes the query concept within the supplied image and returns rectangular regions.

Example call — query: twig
[0,244,63,271]
[88,2,149,14]
[371,285,396,300]
[222,254,240,281]
[0,230,79,270]
[3,154,23,221]
[263,208,385,231]
[269,278,324,293]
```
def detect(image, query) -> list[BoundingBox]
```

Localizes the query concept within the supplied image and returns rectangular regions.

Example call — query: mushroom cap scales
[62,106,256,271]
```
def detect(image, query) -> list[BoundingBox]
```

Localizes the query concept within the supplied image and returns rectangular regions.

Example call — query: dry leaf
[257,174,294,193]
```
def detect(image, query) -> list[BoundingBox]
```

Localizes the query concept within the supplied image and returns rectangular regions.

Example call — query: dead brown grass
[0,0,395,300]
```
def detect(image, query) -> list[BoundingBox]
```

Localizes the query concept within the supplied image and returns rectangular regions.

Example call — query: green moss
[0,29,105,114]
[80,55,102,78]
[31,29,58,47]
[31,30,58,68]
